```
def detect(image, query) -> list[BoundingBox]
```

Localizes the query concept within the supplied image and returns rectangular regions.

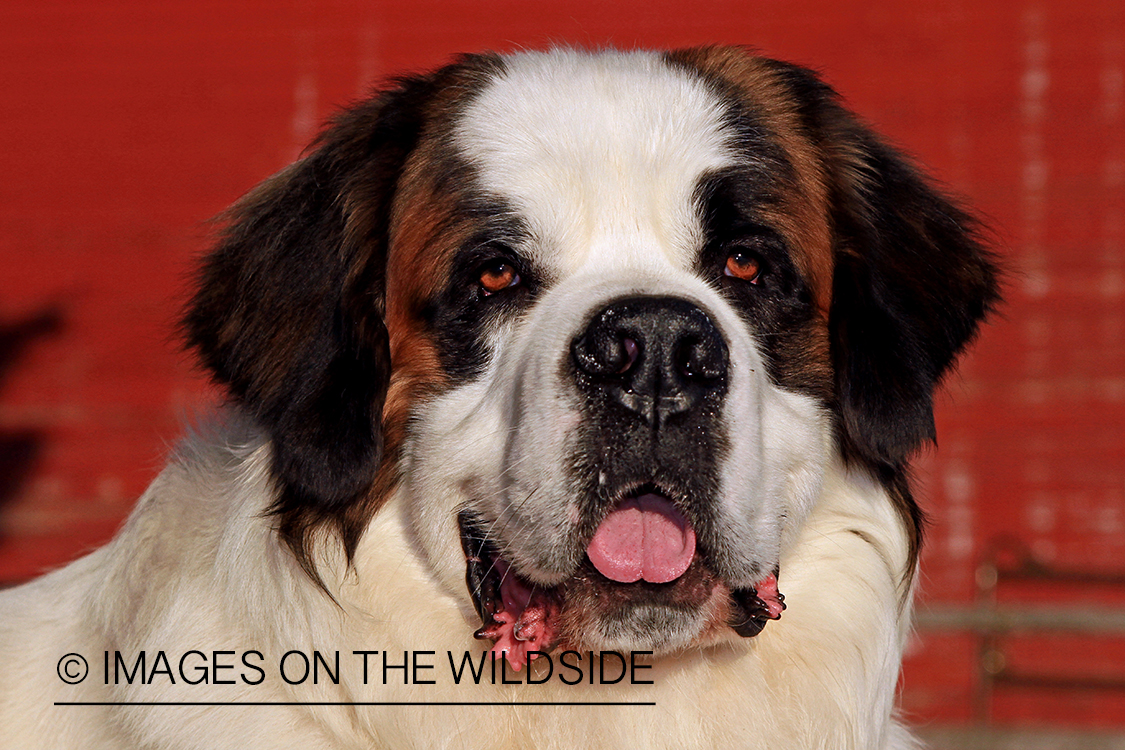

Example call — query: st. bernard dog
[0,47,998,749]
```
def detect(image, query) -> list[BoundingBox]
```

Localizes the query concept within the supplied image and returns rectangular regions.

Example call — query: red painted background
[1,0,1123,739]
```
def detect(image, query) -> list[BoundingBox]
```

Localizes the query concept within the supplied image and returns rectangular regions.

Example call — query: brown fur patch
[668,47,835,315]
[344,56,510,554]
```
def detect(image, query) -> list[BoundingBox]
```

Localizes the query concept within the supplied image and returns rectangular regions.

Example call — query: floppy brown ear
[769,62,1001,472]
[185,73,439,565]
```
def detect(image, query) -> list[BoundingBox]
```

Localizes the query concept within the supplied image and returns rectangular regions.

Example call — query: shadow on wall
[0,306,63,522]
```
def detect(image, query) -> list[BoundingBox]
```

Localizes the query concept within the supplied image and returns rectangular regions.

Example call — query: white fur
[0,48,921,749]
[0,425,915,749]
[455,49,736,275]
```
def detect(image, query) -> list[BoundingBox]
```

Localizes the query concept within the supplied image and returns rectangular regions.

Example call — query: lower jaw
[556,579,733,654]
[476,562,776,668]
[459,512,782,668]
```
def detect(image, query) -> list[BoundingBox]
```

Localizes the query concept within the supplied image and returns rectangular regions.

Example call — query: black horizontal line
[54,701,656,707]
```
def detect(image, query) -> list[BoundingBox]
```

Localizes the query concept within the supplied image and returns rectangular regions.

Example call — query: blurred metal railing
[914,538,1125,726]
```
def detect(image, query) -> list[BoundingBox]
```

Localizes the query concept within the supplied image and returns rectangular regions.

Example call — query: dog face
[187,47,997,664]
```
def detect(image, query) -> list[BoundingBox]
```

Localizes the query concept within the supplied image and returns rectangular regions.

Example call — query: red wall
[1,0,1122,735]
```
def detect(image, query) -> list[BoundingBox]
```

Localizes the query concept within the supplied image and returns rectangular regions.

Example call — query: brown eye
[478,260,520,295]
[724,248,762,283]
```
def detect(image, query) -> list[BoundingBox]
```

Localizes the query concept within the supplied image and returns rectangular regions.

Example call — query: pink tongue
[586,494,696,584]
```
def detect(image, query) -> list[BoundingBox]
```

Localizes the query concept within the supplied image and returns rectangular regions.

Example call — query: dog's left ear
[772,62,1001,471]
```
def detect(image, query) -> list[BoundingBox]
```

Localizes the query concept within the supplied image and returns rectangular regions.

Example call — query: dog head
[187,47,998,661]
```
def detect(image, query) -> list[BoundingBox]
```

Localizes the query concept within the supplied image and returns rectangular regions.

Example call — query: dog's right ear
[185,72,440,570]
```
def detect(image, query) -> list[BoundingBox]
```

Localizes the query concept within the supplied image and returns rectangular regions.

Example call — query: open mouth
[458,490,785,670]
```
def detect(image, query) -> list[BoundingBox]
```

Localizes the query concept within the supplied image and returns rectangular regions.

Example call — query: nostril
[619,337,639,374]
[676,335,725,382]
[573,332,641,378]
[676,339,698,380]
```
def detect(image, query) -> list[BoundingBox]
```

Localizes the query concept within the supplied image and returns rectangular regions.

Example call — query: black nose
[571,296,728,426]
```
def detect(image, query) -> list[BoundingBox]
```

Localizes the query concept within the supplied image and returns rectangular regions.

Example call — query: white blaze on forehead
[454,49,737,273]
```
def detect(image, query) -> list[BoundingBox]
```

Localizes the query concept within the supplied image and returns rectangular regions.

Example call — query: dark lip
[457,507,783,641]
[457,508,502,623]
[729,585,783,637]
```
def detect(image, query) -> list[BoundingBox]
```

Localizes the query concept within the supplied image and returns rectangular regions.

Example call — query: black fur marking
[694,168,828,399]
[426,211,542,382]
[828,138,999,470]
